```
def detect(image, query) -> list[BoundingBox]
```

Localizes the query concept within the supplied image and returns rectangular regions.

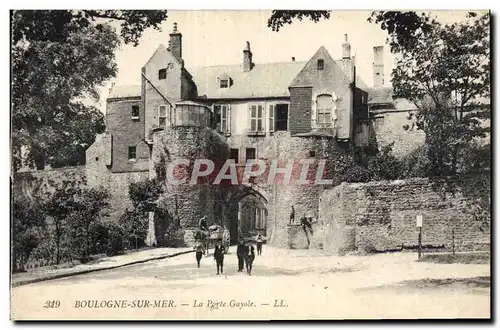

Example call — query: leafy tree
[12,198,45,272]
[12,10,169,170]
[372,11,490,176]
[367,144,403,181]
[119,209,149,250]
[66,187,110,262]
[129,178,165,212]
[267,10,330,32]
[41,180,81,264]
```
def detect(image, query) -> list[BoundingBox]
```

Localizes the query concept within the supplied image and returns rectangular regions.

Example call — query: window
[317,59,324,70]
[131,105,140,119]
[220,79,229,88]
[316,95,333,127]
[230,148,239,163]
[374,117,384,130]
[128,146,136,161]
[159,105,169,128]
[275,104,288,131]
[356,124,363,133]
[246,148,256,161]
[213,105,230,133]
[309,150,316,157]
[255,209,267,230]
[158,69,167,80]
[248,104,264,133]
[268,104,275,132]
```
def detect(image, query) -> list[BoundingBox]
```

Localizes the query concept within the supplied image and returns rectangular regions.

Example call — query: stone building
[85,23,426,247]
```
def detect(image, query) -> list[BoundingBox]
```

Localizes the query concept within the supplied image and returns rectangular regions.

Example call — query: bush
[119,209,148,250]
[88,221,125,256]
[367,144,403,181]
[106,222,125,256]
[342,165,372,183]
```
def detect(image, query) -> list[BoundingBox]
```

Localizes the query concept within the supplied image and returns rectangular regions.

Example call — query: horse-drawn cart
[207,225,230,253]
[194,225,230,255]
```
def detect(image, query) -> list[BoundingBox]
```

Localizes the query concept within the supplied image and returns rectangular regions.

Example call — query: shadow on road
[355,276,490,296]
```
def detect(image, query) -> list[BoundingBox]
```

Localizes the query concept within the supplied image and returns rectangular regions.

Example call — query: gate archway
[225,185,268,244]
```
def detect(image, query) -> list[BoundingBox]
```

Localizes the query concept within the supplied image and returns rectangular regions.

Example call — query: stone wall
[318,174,490,253]
[263,131,349,248]
[149,126,230,246]
[13,166,87,203]
[371,110,425,158]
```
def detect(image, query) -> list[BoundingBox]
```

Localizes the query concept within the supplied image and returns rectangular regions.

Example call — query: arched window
[316,94,333,128]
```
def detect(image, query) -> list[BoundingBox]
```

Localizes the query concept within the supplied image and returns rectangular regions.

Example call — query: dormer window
[317,59,324,70]
[158,68,167,80]
[218,73,231,89]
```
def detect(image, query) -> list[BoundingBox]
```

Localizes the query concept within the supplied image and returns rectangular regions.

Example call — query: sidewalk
[11,247,193,287]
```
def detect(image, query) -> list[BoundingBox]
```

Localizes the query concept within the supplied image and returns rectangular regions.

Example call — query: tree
[12,197,45,272]
[371,11,490,176]
[129,179,165,212]
[66,187,110,262]
[42,180,81,264]
[119,209,149,250]
[267,10,330,32]
[367,144,403,181]
[11,10,169,170]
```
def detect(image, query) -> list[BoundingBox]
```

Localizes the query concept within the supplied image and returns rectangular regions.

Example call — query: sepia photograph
[9,9,491,320]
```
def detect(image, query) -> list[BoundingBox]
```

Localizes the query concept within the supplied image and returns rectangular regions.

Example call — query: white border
[2,2,498,329]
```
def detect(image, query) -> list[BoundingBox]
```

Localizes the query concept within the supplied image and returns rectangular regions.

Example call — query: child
[194,241,205,268]
[213,239,226,275]
[256,234,264,256]
[236,237,246,272]
[244,241,256,275]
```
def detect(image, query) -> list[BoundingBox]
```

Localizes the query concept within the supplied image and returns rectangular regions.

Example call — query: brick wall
[318,174,490,253]
[106,98,149,172]
[289,87,312,134]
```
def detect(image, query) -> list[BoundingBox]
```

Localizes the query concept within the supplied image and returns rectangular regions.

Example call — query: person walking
[236,237,247,272]
[289,206,295,225]
[199,215,208,231]
[244,240,256,275]
[194,241,205,268]
[213,239,226,275]
[256,234,264,256]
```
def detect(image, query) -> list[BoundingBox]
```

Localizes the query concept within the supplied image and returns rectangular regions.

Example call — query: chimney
[169,22,182,59]
[373,46,384,88]
[291,57,295,62]
[342,34,351,59]
[243,41,253,72]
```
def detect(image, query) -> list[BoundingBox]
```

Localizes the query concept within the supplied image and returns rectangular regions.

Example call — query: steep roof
[190,61,306,99]
[108,85,141,99]
[367,87,393,105]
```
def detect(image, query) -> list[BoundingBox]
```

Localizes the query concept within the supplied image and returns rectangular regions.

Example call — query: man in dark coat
[244,241,256,275]
[236,237,247,272]
[289,206,295,225]
[213,239,226,275]
[199,215,208,231]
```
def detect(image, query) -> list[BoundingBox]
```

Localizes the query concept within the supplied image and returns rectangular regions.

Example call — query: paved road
[11,246,490,320]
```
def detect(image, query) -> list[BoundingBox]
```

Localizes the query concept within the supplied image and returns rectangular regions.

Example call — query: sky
[95,10,477,113]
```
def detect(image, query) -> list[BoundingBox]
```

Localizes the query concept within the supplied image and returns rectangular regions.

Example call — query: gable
[290,46,350,88]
